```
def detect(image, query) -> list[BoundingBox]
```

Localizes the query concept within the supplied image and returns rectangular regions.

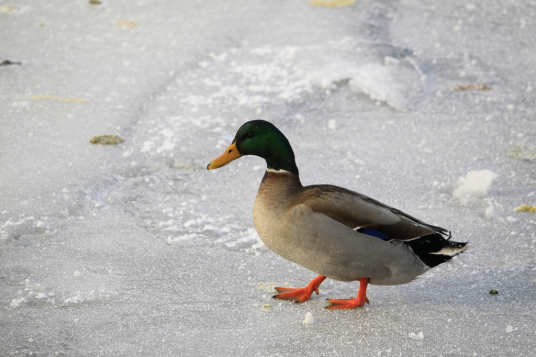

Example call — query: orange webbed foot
[273,286,317,303]
[326,296,370,309]
[325,277,370,310]
[273,275,326,303]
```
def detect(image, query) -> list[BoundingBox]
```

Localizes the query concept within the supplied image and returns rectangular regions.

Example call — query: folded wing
[294,184,449,241]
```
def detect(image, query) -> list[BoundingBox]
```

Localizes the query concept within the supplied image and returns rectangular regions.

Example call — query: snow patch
[10,297,26,308]
[62,290,118,306]
[6,279,58,308]
[408,332,424,340]
[452,170,497,205]
[303,312,315,324]
[349,62,424,111]
[327,119,336,130]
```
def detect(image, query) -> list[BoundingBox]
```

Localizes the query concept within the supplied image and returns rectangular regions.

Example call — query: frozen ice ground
[1,0,535,355]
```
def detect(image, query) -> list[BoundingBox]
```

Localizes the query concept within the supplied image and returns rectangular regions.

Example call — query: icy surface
[1,0,535,356]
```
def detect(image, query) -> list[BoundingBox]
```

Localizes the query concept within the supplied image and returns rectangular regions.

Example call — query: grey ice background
[1,0,535,356]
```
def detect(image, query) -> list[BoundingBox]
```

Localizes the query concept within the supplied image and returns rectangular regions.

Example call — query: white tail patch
[430,244,468,256]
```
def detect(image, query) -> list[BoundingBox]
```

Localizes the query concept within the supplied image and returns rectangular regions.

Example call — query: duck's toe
[273,286,315,303]
[272,275,327,303]
[325,296,370,309]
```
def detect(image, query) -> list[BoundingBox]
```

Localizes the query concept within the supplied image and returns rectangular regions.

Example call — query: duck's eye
[246,132,255,139]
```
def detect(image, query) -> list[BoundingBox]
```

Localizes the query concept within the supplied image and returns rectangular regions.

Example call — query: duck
[207,120,467,309]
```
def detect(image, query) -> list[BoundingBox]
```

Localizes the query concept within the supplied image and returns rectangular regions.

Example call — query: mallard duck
[207,120,467,309]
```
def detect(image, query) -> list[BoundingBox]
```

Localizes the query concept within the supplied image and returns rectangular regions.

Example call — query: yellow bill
[207,142,242,170]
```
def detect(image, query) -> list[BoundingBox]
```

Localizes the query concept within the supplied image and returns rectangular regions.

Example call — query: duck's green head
[207,120,298,174]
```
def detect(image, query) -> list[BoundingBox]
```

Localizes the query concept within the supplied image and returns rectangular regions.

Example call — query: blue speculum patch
[357,228,391,241]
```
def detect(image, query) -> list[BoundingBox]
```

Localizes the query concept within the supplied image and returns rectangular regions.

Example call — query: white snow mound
[349,62,423,111]
[303,312,315,324]
[452,170,498,205]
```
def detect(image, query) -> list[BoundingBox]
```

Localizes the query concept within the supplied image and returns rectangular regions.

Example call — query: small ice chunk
[505,325,514,333]
[465,3,477,11]
[10,297,25,308]
[74,270,82,279]
[384,56,399,67]
[408,332,424,340]
[348,63,419,111]
[485,204,495,220]
[327,119,336,130]
[303,312,315,324]
[452,170,497,205]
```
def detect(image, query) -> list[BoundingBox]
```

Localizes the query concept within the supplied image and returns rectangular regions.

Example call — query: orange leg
[326,278,370,309]
[273,275,327,303]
